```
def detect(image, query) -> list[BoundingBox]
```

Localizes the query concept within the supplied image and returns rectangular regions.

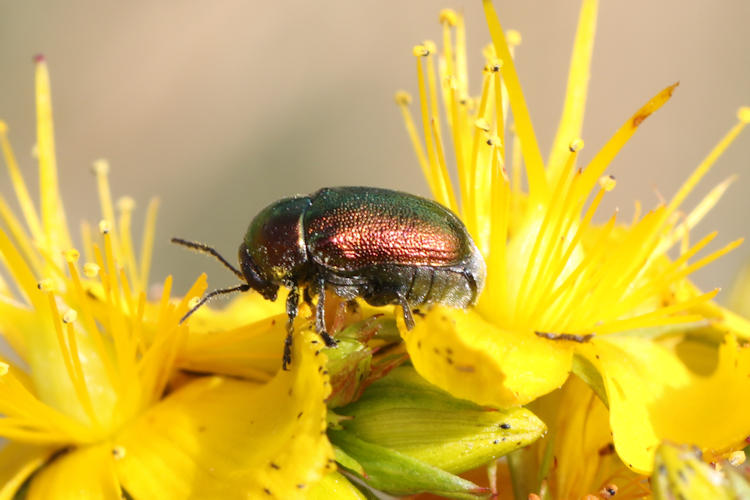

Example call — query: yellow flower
[396,0,750,473]
[0,57,334,498]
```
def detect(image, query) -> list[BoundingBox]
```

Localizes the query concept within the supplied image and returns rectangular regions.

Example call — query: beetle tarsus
[282,332,293,371]
[319,331,338,348]
[283,285,299,370]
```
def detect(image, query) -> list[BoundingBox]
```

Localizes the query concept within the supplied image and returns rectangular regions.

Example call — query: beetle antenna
[171,237,245,281]
[180,283,251,324]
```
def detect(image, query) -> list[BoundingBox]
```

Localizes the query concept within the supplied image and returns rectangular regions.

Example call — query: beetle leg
[303,287,314,307]
[396,292,415,330]
[283,285,299,370]
[315,276,338,348]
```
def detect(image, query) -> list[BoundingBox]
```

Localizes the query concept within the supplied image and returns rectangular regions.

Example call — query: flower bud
[329,365,546,496]
[651,442,750,499]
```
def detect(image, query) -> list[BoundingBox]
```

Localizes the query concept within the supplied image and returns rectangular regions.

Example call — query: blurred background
[1,1,748,300]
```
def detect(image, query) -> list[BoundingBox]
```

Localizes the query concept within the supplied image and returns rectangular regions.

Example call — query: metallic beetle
[173,186,486,369]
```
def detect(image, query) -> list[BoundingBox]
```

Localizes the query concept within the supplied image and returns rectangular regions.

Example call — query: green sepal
[333,444,366,477]
[329,429,489,499]
[651,442,743,499]
[571,354,608,407]
[337,365,545,473]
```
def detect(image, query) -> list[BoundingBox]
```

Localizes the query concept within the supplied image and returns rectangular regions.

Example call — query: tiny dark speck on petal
[500,423,511,429]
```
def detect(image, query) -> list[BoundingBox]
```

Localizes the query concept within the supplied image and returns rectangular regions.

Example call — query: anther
[599,483,618,498]
[63,248,80,263]
[488,58,503,72]
[99,220,111,234]
[568,138,584,152]
[37,279,55,292]
[91,159,110,175]
[394,90,412,106]
[117,196,135,212]
[188,296,201,309]
[423,40,437,54]
[62,309,78,324]
[738,106,750,124]
[506,30,522,46]
[412,45,430,57]
[475,118,491,132]
[728,450,746,466]
[83,263,101,278]
[439,9,458,26]
[599,175,616,192]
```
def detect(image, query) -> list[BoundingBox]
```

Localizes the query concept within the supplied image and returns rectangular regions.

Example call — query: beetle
[173,186,486,370]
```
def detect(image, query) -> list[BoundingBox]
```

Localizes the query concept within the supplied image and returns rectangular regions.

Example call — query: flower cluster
[0,1,749,499]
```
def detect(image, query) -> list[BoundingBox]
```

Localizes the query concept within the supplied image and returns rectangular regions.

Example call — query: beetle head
[239,242,279,301]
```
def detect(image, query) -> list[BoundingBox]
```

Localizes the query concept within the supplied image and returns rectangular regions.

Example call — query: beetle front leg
[283,285,299,371]
[396,292,415,330]
[315,276,338,348]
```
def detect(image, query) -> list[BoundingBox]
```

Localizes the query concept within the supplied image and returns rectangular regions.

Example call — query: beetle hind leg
[396,292,415,330]
[315,277,338,348]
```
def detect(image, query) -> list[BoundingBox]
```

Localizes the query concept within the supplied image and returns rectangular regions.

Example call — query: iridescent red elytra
[173,186,486,369]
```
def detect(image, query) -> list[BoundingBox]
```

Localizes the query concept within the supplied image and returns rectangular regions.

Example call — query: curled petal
[114,328,334,499]
[27,444,119,500]
[581,335,750,473]
[0,443,56,500]
[401,306,573,407]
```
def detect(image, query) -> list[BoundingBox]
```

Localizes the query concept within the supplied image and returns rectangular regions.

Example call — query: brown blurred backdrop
[1,1,748,301]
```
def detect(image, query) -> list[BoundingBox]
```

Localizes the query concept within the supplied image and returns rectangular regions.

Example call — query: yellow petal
[27,443,120,500]
[551,376,613,499]
[581,335,750,473]
[186,290,288,333]
[307,471,366,500]
[0,443,56,500]
[178,312,286,381]
[401,306,573,407]
[115,328,334,499]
